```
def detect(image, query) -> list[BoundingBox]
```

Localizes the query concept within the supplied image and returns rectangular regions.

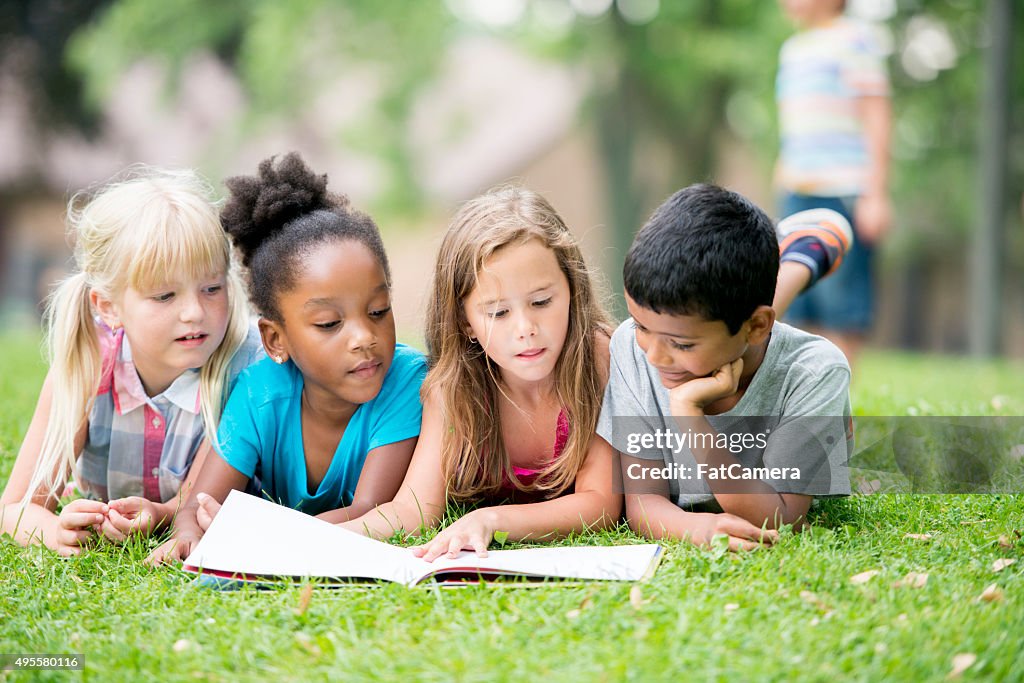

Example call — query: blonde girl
[0,168,261,556]
[335,186,621,557]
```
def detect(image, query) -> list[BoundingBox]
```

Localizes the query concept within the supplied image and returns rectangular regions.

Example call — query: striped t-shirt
[73,321,264,502]
[776,17,889,197]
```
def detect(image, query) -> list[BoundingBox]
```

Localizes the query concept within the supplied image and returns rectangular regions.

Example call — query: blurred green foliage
[7,1,1023,274]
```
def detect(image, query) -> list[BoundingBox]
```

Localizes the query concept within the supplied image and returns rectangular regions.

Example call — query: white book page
[183,490,421,584]
[405,544,663,584]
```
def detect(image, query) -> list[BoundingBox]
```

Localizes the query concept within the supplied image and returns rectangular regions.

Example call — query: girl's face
[463,238,571,387]
[97,270,230,396]
[267,240,395,409]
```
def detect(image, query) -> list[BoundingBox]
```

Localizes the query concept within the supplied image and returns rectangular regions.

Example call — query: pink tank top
[504,409,570,489]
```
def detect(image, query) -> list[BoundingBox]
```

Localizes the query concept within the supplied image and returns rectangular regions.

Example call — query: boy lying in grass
[599,185,853,550]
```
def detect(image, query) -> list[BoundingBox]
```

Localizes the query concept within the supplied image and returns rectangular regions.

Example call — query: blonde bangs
[123,203,229,292]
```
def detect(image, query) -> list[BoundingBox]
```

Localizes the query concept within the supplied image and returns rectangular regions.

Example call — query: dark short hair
[623,184,777,335]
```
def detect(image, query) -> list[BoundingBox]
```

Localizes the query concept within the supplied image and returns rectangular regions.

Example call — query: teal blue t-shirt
[214,344,427,515]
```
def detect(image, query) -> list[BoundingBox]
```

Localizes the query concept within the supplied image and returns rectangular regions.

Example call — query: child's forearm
[671,413,805,528]
[317,499,382,525]
[1,502,60,550]
[341,498,445,539]
[481,490,620,542]
[150,499,182,530]
[625,494,706,541]
[710,492,806,529]
[167,497,202,539]
[860,95,891,197]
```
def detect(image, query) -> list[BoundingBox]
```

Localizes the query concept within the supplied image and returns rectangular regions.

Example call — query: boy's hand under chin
[669,357,744,416]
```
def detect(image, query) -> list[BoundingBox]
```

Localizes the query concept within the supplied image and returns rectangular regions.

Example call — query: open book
[183,490,663,586]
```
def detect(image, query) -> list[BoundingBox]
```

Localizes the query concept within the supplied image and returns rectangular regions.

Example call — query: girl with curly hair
[150,153,426,564]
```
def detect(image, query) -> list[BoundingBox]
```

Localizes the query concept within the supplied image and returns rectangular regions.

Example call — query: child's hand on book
[411,508,499,562]
[669,357,743,415]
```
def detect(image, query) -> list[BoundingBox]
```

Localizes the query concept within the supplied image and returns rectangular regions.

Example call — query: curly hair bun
[221,152,348,267]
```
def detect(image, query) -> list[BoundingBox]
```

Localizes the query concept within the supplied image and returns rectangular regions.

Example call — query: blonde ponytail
[24,272,102,504]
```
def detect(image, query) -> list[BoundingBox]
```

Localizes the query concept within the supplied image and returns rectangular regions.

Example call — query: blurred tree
[50,0,1024,336]
[66,0,454,213]
[0,0,112,138]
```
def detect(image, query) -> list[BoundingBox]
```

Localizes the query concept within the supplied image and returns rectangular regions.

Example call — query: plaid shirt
[72,322,262,502]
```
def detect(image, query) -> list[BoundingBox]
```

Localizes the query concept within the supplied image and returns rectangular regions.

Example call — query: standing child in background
[775,0,891,367]
[149,153,426,564]
[0,169,261,556]
[337,186,621,559]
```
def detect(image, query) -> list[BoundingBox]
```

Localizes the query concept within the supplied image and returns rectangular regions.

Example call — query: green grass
[2,331,1023,682]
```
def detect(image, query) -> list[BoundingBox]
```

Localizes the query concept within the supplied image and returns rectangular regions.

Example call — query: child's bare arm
[146,451,248,565]
[316,436,418,524]
[666,359,814,529]
[337,393,447,538]
[1,371,94,555]
[855,94,892,243]
[620,453,776,551]
[412,434,622,562]
[625,491,777,552]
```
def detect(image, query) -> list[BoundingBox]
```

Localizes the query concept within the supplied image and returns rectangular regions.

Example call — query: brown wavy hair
[423,185,611,503]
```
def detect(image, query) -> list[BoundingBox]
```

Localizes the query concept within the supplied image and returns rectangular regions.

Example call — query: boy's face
[625,294,749,390]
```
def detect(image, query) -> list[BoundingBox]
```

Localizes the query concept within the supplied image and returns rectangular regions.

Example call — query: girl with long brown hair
[337,185,621,558]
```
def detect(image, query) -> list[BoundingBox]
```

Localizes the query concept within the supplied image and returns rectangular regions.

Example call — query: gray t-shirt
[597,320,852,507]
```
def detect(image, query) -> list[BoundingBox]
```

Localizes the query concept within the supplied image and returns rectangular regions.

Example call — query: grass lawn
[1,330,1022,682]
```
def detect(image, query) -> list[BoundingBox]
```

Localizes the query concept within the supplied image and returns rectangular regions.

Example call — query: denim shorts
[780,193,875,333]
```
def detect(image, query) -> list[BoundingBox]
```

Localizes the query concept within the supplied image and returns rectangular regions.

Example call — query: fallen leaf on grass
[904,533,932,541]
[800,590,830,612]
[850,570,880,585]
[947,653,976,679]
[295,583,314,616]
[857,479,882,495]
[567,595,594,619]
[629,585,649,609]
[724,603,739,612]
[978,584,1003,603]
[992,558,1016,572]
[997,535,1012,548]
[294,632,322,657]
[173,639,192,653]
[893,572,928,589]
